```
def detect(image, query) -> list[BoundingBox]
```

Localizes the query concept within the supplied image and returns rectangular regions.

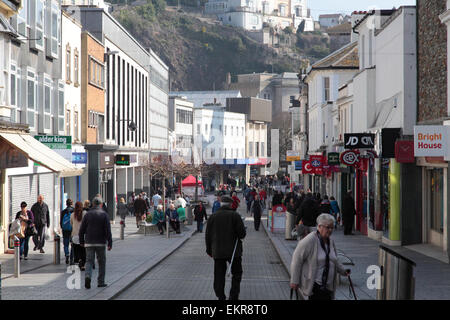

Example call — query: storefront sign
[115,154,130,166]
[344,133,375,149]
[302,160,313,174]
[340,150,360,167]
[34,135,72,162]
[286,150,300,161]
[100,152,115,169]
[414,126,447,157]
[310,155,324,174]
[72,152,88,164]
[294,161,302,171]
[395,141,414,163]
[327,152,340,165]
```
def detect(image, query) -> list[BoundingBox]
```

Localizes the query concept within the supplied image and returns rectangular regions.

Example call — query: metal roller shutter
[9,175,38,222]
[38,173,55,226]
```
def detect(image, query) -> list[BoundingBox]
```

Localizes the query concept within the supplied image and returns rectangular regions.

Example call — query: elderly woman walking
[290,213,350,300]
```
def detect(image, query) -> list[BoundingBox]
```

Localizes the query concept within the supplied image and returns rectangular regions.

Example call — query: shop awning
[0,132,83,177]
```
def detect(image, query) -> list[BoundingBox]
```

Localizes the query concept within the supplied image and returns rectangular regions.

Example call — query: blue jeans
[62,230,72,257]
[85,246,107,284]
[20,236,30,257]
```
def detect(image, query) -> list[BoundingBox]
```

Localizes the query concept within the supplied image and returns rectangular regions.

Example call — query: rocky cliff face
[112,7,303,91]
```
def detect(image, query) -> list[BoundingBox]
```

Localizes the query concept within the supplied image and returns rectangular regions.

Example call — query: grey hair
[92,196,103,207]
[316,213,335,227]
[157,204,163,210]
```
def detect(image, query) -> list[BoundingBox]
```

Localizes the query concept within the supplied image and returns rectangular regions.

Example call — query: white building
[193,108,246,188]
[319,13,344,29]
[149,49,169,158]
[170,90,242,109]
[168,96,194,161]
[205,0,313,31]
[61,10,86,202]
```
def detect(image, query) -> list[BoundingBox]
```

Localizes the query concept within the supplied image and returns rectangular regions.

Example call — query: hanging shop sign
[327,152,340,165]
[310,155,324,174]
[414,126,447,157]
[72,152,88,164]
[395,141,414,163]
[34,135,72,162]
[286,150,301,161]
[115,154,130,166]
[294,160,302,171]
[344,133,375,149]
[302,160,313,174]
[340,150,360,167]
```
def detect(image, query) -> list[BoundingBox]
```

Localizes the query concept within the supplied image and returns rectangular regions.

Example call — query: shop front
[0,129,82,253]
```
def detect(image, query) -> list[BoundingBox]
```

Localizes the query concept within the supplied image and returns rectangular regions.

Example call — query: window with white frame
[224,125,227,135]
[10,64,18,122]
[27,70,36,128]
[16,0,28,37]
[66,109,71,135]
[35,0,45,48]
[261,142,265,156]
[44,76,52,130]
[205,123,208,134]
[58,84,65,132]
[323,77,330,102]
[197,124,200,134]
[249,142,253,157]
[74,49,79,86]
[51,1,60,57]
[74,111,79,141]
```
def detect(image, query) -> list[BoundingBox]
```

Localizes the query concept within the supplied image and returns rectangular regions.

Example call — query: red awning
[181,175,203,187]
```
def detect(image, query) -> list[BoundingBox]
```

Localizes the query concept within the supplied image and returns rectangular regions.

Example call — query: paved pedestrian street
[115,212,291,300]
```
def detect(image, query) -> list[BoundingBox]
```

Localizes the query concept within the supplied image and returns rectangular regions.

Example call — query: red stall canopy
[181,175,203,187]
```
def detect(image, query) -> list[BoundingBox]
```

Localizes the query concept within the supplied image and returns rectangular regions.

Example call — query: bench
[137,223,159,235]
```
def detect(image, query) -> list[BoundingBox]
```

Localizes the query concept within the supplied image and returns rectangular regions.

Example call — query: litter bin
[285,211,296,240]
[377,245,416,300]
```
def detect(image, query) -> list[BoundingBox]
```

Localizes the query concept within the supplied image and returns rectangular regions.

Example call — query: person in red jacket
[259,188,267,209]
[231,192,240,211]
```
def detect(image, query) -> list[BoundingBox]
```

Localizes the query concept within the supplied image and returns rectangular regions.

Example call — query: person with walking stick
[205,196,246,300]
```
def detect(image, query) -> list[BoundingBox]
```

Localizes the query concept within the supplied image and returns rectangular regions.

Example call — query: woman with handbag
[71,201,86,270]
[16,202,35,260]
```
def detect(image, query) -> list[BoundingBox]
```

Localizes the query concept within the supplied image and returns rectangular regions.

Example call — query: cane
[347,274,357,300]
[227,239,238,277]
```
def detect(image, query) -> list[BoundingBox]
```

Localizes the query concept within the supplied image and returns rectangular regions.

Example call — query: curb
[261,216,293,277]
[91,227,197,300]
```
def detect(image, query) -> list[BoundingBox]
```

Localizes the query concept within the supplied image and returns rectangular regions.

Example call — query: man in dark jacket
[134,194,148,228]
[295,193,319,232]
[205,196,246,300]
[79,195,112,289]
[251,194,263,231]
[193,202,207,232]
[31,194,50,253]
[342,190,356,235]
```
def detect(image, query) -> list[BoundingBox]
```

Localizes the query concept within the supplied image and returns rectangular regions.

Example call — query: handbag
[9,219,25,239]
[26,222,38,237]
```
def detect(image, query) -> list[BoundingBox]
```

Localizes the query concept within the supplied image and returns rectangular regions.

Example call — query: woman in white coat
[290,213,350,300]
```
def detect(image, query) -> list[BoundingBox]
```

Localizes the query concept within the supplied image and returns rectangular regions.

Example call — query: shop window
[429,168,444,233]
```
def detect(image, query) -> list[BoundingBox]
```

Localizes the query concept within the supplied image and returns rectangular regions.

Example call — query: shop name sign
[115,154,130,166]
[414,126,448,157]
[344,133,375,149]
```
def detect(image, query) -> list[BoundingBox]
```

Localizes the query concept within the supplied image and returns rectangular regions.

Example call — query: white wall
[62,14,81,143]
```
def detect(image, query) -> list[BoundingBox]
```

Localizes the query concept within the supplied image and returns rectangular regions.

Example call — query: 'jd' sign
[344,133,375,149]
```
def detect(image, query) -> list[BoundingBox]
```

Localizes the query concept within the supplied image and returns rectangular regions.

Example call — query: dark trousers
[157,221,166,233]
[213,256,242,300]
[170,220,180,233]
[63,230,71,257]
[254,213,261,231]
[32,224,46,250]
[19,236,30,257]
[196,220,204,232]
[343,215,354,235]
[73,243,86,267]
[309,283,332,300]
[85,246,106,284]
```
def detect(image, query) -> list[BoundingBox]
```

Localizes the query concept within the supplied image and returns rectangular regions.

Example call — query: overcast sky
[309,0,416,20]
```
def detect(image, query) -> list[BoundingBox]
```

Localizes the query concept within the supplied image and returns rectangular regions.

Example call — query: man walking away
[79,195,112,289]
[251,194,263,231]
[296,193,319,234]
[342,190,356,235]
[152,192,162,211]
[134,194,147,228]
[60,199,74,264]
[31,195,50,253]
[212,194,221,214]
[205,196,246,300]
[193,202,207,232]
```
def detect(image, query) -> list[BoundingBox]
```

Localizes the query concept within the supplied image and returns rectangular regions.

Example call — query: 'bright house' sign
[414,126,448,157]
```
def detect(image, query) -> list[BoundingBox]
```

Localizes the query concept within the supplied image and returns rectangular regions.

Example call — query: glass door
[427,168,444,247]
